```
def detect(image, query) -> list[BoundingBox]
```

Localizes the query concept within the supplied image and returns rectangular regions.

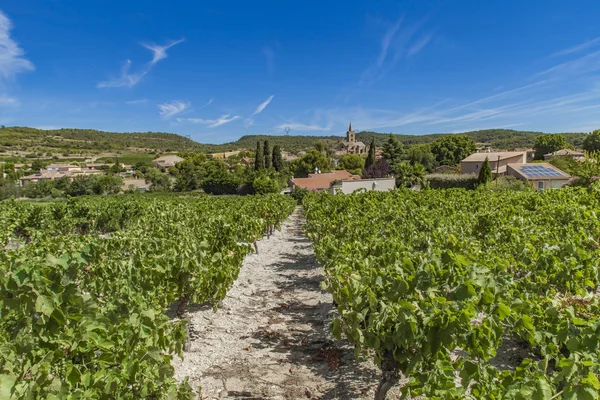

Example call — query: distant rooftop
[291,170,360,190]
[462,151,526,162]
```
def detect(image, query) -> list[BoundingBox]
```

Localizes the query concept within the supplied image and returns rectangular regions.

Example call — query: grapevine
[304,186,600,399]
[0,193,296,398]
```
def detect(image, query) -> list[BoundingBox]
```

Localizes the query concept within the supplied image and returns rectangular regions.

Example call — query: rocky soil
[172,208,402,399]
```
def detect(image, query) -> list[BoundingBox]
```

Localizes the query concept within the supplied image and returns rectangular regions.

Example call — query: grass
[96,153,156,165]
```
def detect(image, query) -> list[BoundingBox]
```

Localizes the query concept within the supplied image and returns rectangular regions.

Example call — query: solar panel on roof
[520,165,566,178]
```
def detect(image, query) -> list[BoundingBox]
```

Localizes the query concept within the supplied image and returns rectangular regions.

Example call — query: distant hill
[0,126,589,159]
[0,126,220,155]
[225,129,588,152]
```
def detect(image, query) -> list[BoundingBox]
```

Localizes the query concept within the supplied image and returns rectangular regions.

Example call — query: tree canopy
[534,134,569,160]
[583,130,600,153]
[289,150,331,178]
[338,154,365,175]
[430,135,476,166]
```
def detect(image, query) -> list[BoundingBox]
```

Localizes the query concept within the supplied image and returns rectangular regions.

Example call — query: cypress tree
[254,141,264,171]
[272,145,283,172]
[263,140,271,169]
[478,157,492,185]
[365,138,376,169]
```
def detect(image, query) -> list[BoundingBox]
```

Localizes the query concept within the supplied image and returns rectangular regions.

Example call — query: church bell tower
[346,122,355,143]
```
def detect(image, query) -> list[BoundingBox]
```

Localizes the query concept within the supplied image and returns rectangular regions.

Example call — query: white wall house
[329,178,396,194]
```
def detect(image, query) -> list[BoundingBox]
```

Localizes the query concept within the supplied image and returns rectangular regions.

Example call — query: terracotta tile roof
[291,170,360,190]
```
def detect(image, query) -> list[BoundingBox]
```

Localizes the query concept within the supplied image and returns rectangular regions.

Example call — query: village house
[121,178,149,192]
[152,155,184,168]
[290,170,361,191]
[507,163,571,190]
[543,148,585,161]
[461,151,526,176]
[211,151,241,160]
[19,167,103,187]
[46,163,82,172]
[290,169,395,194]
[336,123,366,155]
[329,177,396,194]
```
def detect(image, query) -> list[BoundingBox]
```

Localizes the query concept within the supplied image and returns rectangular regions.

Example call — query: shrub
[426,173,478,189]
[202,172,241,195]
[252,175,279,195]
[291,187,310,204]
[50,188,63,198]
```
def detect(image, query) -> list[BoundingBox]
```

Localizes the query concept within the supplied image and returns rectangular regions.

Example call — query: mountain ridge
[0,126,589,156]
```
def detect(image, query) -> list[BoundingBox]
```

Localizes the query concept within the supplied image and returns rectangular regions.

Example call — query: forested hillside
[0,126,217,154]
[0,126,589,158]
[218,129,588,152]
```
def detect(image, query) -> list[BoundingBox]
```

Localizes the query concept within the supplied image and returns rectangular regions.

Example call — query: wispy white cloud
[125,98,148,105]
[203,98,214,107]
[274,122,332,132]
[244,118,254,128]
[208,114,240,127]
[0,95,18,106]
[142,38,185,65]
[177,114,241,128]
[97,60,147,88]
[377,17,403,67]
[98,38,184,88]
[407,33,433,57]
[362,15,433,84]
[552,38,600,57]
[535,50,600,80]
[252,95,274,115]
[159,100,189,118]
[0,11,34,82]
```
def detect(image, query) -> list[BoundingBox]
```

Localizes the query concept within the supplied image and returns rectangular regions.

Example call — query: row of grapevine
[304,186,600,399]
[0,193,296,399]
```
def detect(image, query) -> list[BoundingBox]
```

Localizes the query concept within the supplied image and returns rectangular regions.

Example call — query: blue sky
[1,1,600,144]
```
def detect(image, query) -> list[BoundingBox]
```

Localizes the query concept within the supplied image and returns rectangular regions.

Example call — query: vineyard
[0,194,296,398]
[304,186,600,399]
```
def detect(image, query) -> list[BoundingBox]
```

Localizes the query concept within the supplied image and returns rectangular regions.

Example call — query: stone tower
[346,122,355,143]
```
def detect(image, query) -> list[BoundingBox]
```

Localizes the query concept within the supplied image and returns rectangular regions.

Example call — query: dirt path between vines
[172,207,402,399]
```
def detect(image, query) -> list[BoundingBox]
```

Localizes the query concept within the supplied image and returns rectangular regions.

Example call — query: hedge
[426,173,478,189]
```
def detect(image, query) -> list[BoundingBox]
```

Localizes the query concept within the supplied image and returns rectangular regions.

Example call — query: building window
[538,181,545,190]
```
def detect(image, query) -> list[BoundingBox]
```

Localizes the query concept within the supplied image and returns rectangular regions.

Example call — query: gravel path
[172,207,402,399]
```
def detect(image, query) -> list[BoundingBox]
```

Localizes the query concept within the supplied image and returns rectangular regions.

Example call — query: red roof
[291,170,360,190]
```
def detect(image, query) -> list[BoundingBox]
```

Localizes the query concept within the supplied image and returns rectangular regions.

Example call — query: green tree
[534,134,568,160]
[430,135,476,166]
[109,162,125,174]
[338,154,365,175]
[583,130,600,153]
[254,141,264,171]
[67,176,95,196]
[313,141,325,152]
[30,160,45,172]
[263,140,271,169]
[365,138,376,169]
[478,157,492,185]
[395,163,426,188]
[407,144,436,171]
[272,145,283,172]
[201,170,241,195]
[173,159,204,191]
[289,150,331,177]
[145,167,172,192]
[252,175,279,194]
[92,174,124,194]
[382,135,404,168]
